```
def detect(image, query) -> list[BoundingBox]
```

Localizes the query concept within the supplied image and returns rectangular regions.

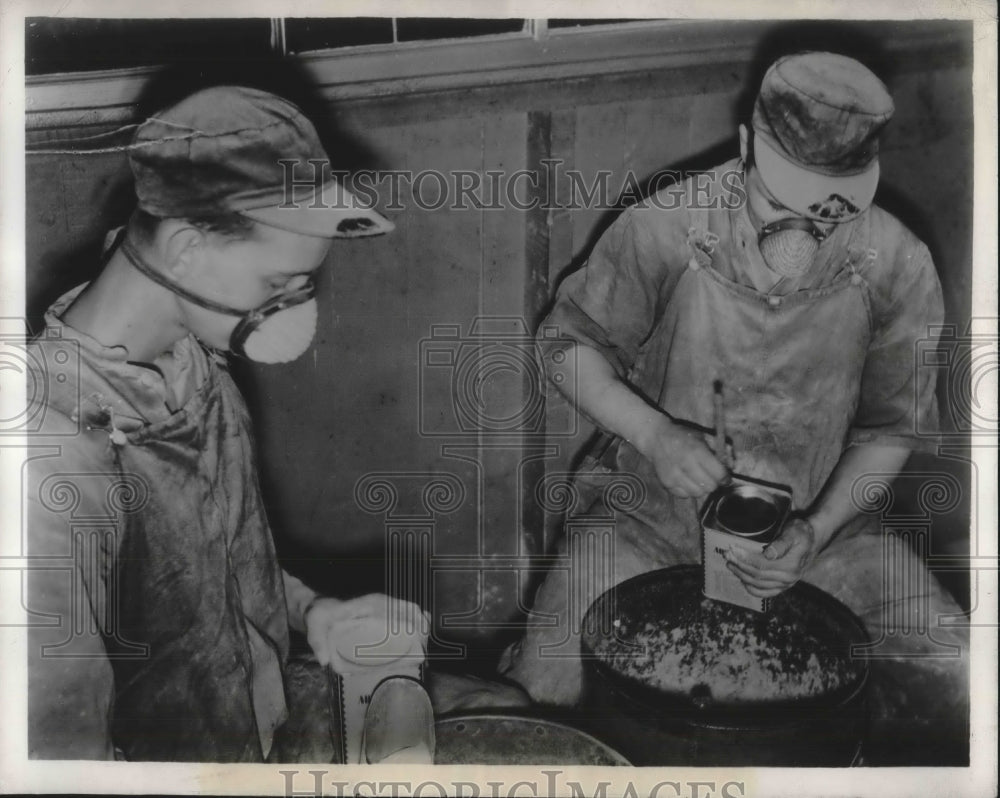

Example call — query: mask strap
[119,235,248,318]
[758,217,828,245]
[118,232,317,358]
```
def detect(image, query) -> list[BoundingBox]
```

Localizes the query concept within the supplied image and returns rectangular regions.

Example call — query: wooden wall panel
[243,113,535,645]
[24,148,134,332]
[570,103,628,259]
[877,64,973,325]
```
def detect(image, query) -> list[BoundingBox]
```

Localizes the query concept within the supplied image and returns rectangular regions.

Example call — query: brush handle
[713,381,731,469]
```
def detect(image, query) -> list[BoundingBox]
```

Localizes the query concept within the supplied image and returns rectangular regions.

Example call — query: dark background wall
[25,19,975,668]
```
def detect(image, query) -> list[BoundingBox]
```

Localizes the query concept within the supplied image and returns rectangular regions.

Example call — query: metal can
[326,619,426,763]
[701,477,792,611]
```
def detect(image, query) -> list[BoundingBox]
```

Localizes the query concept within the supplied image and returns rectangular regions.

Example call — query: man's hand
[724,517,816,598]
[638,416,730,498]
[304,593,429,673]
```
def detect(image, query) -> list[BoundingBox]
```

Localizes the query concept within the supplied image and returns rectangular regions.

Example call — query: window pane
[26,18,272,75]
[396,18,525,42]
[285,17,394,52]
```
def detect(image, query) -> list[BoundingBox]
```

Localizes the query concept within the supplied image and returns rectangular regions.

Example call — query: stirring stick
[713,380,731,471]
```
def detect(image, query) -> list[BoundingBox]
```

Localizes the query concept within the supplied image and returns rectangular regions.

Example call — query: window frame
[24,19,965,131]
[25,20,751,129]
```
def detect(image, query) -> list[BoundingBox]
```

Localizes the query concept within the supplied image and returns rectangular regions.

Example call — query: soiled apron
[504,207,968,758]
[103,355,290,762]
[503,210,879,703]
[615,217,874,560]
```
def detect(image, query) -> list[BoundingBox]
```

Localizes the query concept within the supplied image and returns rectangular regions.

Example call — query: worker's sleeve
[848,241,945,452]
[26,435,117,760]
[539,205,678,379]
[281,568,318,634]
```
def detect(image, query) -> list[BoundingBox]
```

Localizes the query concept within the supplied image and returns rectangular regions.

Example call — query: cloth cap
[129,85,393,238]
[751,52,894,221]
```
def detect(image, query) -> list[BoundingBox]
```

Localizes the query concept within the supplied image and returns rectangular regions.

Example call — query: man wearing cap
[25,85,521,762]
[501,53,968,762]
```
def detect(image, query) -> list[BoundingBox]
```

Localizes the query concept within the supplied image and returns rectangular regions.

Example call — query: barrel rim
[434,712,633,766]
[580,565,872,725]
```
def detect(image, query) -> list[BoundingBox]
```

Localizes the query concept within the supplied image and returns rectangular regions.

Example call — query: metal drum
[579,566,870,766]
[434,714,631,765]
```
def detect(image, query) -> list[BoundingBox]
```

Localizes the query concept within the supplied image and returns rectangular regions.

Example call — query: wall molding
[25,20,970,132]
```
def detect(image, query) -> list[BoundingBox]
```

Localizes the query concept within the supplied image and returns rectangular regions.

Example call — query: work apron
[502,205,969,759]
[503,210,877,700]
[100,347,290,762]
[622,225,874,545]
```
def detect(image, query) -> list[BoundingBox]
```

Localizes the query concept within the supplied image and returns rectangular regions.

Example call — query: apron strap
[682,168,880,338]
[841,211,880,337]
[685,178,717,268]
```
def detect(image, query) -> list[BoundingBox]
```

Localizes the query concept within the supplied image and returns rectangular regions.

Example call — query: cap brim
[754,134,878,222]
[239,181,395,239]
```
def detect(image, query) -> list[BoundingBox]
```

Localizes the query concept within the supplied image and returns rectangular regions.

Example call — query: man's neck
[61,246,189,363]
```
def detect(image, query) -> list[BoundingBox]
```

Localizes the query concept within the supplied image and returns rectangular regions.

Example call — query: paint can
[326,618,426,764]
[701,477,792,611]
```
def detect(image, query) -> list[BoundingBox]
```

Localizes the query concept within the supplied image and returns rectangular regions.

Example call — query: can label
[329,660,425,764]
[701,476,792,612]
[325,618,426,764]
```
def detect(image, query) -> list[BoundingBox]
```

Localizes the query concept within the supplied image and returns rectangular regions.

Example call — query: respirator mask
[119,235,318,364]
[757,217,829,278]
